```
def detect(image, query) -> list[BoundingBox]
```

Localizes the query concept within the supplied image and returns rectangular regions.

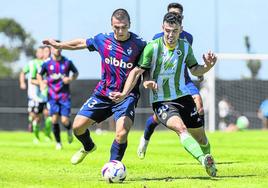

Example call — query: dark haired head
[163,12,182,25]
[167,2,183,13]
[111,8,130,24]
[40,45,51,49]
[55,39,61,43]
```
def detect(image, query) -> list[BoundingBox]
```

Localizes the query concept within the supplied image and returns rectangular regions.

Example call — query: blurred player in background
[37,42,79,150]
[43,8,146,164]
[109,12,217,177]
[137,2,207,160]
[258,98,268,130]
[19,46,52,143]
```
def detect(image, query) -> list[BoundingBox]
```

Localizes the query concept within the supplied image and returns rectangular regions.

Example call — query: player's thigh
[42,107,49,117]
[178,95,203,129]
[192,94,204,114]
[60,115,70,125]
[51,114,59,123]
[166,115,187,134]
[78,94,112,123]
[152,100,186,133]
[59,99,71,117]
[112,95,138,123]
[48,99,60,116]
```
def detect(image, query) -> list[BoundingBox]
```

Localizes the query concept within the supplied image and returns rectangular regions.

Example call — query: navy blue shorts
[78,93,138,123]
[48,98,71,117]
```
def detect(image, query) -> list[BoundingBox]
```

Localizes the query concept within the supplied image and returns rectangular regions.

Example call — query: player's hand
[20,82,26,90]
[108,92,126,103]
[203,50,217,69]
[63,77,72,84]
[40,80,47,91]
[43,39,61,49]
[143,80,158,90]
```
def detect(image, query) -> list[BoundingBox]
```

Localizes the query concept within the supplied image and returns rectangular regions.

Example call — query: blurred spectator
[225,115,249,132]
[218,97,249,132]
[218,97,236,130]
[257,99,268,130]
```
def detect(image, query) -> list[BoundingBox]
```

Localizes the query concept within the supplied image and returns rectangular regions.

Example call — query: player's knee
[115,129,129,143]
[173,125,187,135]
[61,118,69,126]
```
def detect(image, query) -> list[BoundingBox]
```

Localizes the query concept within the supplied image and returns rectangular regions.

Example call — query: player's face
[36,48,43,60]
[51,46,62,58]
[43,47,51,60]
[112,17,130,41]
[162,22,181,48]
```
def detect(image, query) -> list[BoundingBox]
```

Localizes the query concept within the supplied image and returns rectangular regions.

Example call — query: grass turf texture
[0,130,268,188]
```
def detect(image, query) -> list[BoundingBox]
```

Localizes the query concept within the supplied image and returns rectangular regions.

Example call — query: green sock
[180,132,204,164]
[200,141,211,155]
[32,121,40,139]
[44,117,52,137]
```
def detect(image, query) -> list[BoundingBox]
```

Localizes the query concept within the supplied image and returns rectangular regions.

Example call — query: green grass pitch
[0,130,268,188]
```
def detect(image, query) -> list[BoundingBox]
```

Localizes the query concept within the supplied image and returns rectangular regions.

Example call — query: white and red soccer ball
[101,160,127,183]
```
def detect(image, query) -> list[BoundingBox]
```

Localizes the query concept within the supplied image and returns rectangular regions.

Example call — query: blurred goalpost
[203,53,268,132]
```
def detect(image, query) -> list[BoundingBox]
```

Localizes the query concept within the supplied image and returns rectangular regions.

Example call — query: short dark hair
[163,12,182,25]
[167,3,183,13]
[111,8,130,23]
[40,45,51,49]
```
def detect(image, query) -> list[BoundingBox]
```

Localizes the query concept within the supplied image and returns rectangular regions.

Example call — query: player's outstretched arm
[109,67,145,102]
[19,71,26,90]
[190,50,217,76]
[43,38,87,50]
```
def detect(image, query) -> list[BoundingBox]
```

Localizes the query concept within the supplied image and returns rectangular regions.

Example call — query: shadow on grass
[173,161,241,166]
[127,174,256,182]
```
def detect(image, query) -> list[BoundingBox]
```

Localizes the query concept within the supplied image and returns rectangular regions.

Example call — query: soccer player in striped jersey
[38,43,79,150]
[138,2,207,160]
[19,47,51,143]
[43,8,146,164]
[109,13,217,177]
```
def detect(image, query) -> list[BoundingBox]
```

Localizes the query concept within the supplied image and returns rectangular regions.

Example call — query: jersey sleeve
[39,62,47,76]
[152,32,163,40]
[30,62,38,79]
[185,32,193,46]
[23,63,30,74]
[69,61,78,74]
[138,42,154,70]
[185,45,198,68]
[86,34,100,51]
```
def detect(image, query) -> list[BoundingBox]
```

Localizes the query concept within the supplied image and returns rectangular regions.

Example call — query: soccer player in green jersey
[19,46,52,143]
[137,2,207,160]
[109,12,217,177]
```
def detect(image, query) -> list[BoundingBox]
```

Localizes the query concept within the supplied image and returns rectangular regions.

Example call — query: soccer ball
[101,160,127,183]
[236,115,249,130]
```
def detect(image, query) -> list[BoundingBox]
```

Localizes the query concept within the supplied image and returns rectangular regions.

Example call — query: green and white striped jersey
[23,59,47,102]
[138,38,198,103]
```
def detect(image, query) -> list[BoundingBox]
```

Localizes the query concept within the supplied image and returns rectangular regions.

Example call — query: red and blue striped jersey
[86,32,146,97]
[39,56,78,101]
